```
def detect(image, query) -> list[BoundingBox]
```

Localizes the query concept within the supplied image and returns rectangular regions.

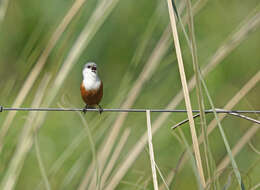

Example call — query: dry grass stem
[34,134,51,190]
[146,110,159,190]
[206,124,260,186]
[248,141,260,155]
[47,0,120,106]
[161,11,260,174]
[205,70,260,137]
[250,183,260,190]
[81,27,171,187]
[0,74,51,190]
[104,8,260,189]
[0,0,87,151]
[0,0,10,24]
[100,129,131,188]
[166,0,206,187]
[96,28,171,187]
[184,0,212,183]
[77,114,99,190]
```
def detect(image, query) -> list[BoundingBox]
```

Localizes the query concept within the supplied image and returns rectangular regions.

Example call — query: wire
[1,106,259,126]
[172,111,260,130]
[0,106,260,114]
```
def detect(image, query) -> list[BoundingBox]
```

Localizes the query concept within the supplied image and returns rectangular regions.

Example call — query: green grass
[0,0,260,189]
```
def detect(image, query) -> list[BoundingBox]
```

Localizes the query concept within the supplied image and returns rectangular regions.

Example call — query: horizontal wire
[0,106,260,114]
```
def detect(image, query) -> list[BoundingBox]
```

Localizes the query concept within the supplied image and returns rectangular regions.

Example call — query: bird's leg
[98,105,103,114]
[83,104,88,114]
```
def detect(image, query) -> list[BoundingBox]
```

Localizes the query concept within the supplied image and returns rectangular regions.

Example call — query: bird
[80,62,103,114]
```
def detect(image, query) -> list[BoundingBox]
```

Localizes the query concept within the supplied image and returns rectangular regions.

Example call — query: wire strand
[0,106,260,113]
[1,106,259,126]
[172,111,260,130]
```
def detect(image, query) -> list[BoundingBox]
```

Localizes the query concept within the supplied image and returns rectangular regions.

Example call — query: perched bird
[80,62,103,113]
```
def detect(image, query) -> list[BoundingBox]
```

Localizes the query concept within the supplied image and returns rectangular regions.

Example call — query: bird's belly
[80,83,103,106]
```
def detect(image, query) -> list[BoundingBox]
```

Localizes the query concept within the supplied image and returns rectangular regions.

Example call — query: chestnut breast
[80,81,103,106]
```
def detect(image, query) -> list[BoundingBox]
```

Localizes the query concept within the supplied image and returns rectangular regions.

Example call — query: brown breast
[80,81,103,106]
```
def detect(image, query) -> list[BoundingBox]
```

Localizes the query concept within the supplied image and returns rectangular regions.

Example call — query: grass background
[0,0,259,189]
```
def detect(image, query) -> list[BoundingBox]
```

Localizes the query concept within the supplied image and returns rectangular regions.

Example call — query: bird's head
[83,62,98,78]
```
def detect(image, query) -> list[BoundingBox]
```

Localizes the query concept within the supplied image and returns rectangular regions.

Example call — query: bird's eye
[87,66,91,68]
[92,66,97,70]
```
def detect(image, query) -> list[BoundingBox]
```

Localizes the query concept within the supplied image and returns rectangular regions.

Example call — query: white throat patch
[82,68,101,90]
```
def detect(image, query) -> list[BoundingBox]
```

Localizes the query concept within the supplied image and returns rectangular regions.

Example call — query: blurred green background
[0,0,259,189]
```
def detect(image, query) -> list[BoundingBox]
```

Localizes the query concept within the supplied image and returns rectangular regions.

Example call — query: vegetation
[0,0,259,189]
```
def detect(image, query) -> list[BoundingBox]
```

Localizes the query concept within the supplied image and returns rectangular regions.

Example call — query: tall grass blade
[34,133,51,190]
[100,129,130,188]
[160,9,260,176]
[0,74,51,190]
[199,73,244,189]
[146,110,159,190]
[0,0,10,25]
[166,0,206,187]
[0,0,88,152]
[207,124,260,186]
[177,129,204,190]
[104,8,260,187]
[78,114,99,190]
[184,0,214,185]
[95,28,171,189]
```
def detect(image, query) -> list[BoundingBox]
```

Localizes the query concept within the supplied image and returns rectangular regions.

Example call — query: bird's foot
[83,105,88,114]
[98,105,103,115]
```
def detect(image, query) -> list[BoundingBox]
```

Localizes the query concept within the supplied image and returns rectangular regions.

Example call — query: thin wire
[0,106,260,114]
[172,111,260,130]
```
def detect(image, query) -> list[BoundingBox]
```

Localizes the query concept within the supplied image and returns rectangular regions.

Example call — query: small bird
[80,62,103,113]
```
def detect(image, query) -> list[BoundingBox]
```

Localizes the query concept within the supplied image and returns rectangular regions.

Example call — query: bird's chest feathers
[82,76,101,90]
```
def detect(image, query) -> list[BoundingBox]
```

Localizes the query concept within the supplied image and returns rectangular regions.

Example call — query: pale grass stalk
[205,70,260,137]
[96,2,209,189]
[78,114,99,190]
[146,110,159,190]
[86,28,171,190]
[100,129,131,188]
[37,91,123,189]
[0,74,51,190]
[28,1,120,187]
[130,3,162,67]
[155,163,170,190]
[164,10,260,174]
[0,0,87,150]
[158,170,174,190]
[248,141,260,155]
[250,183,260,190]
[35,115,99,189]
[210,124,260,187]
[61,153,86,189]
[158,150,186,190]
[206,124,260,186]
[0,79,16,102]
[34,134,51,190]
[0,0,9,24]
[200,73,243,189]
[91,1,193,181]
[105,9,260,189]
[177,69,260,183]
[166,0,206,187]
[176,11,260,171]
[184,0,212,183]
[45,0,120,108]
[177,129,204,190]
